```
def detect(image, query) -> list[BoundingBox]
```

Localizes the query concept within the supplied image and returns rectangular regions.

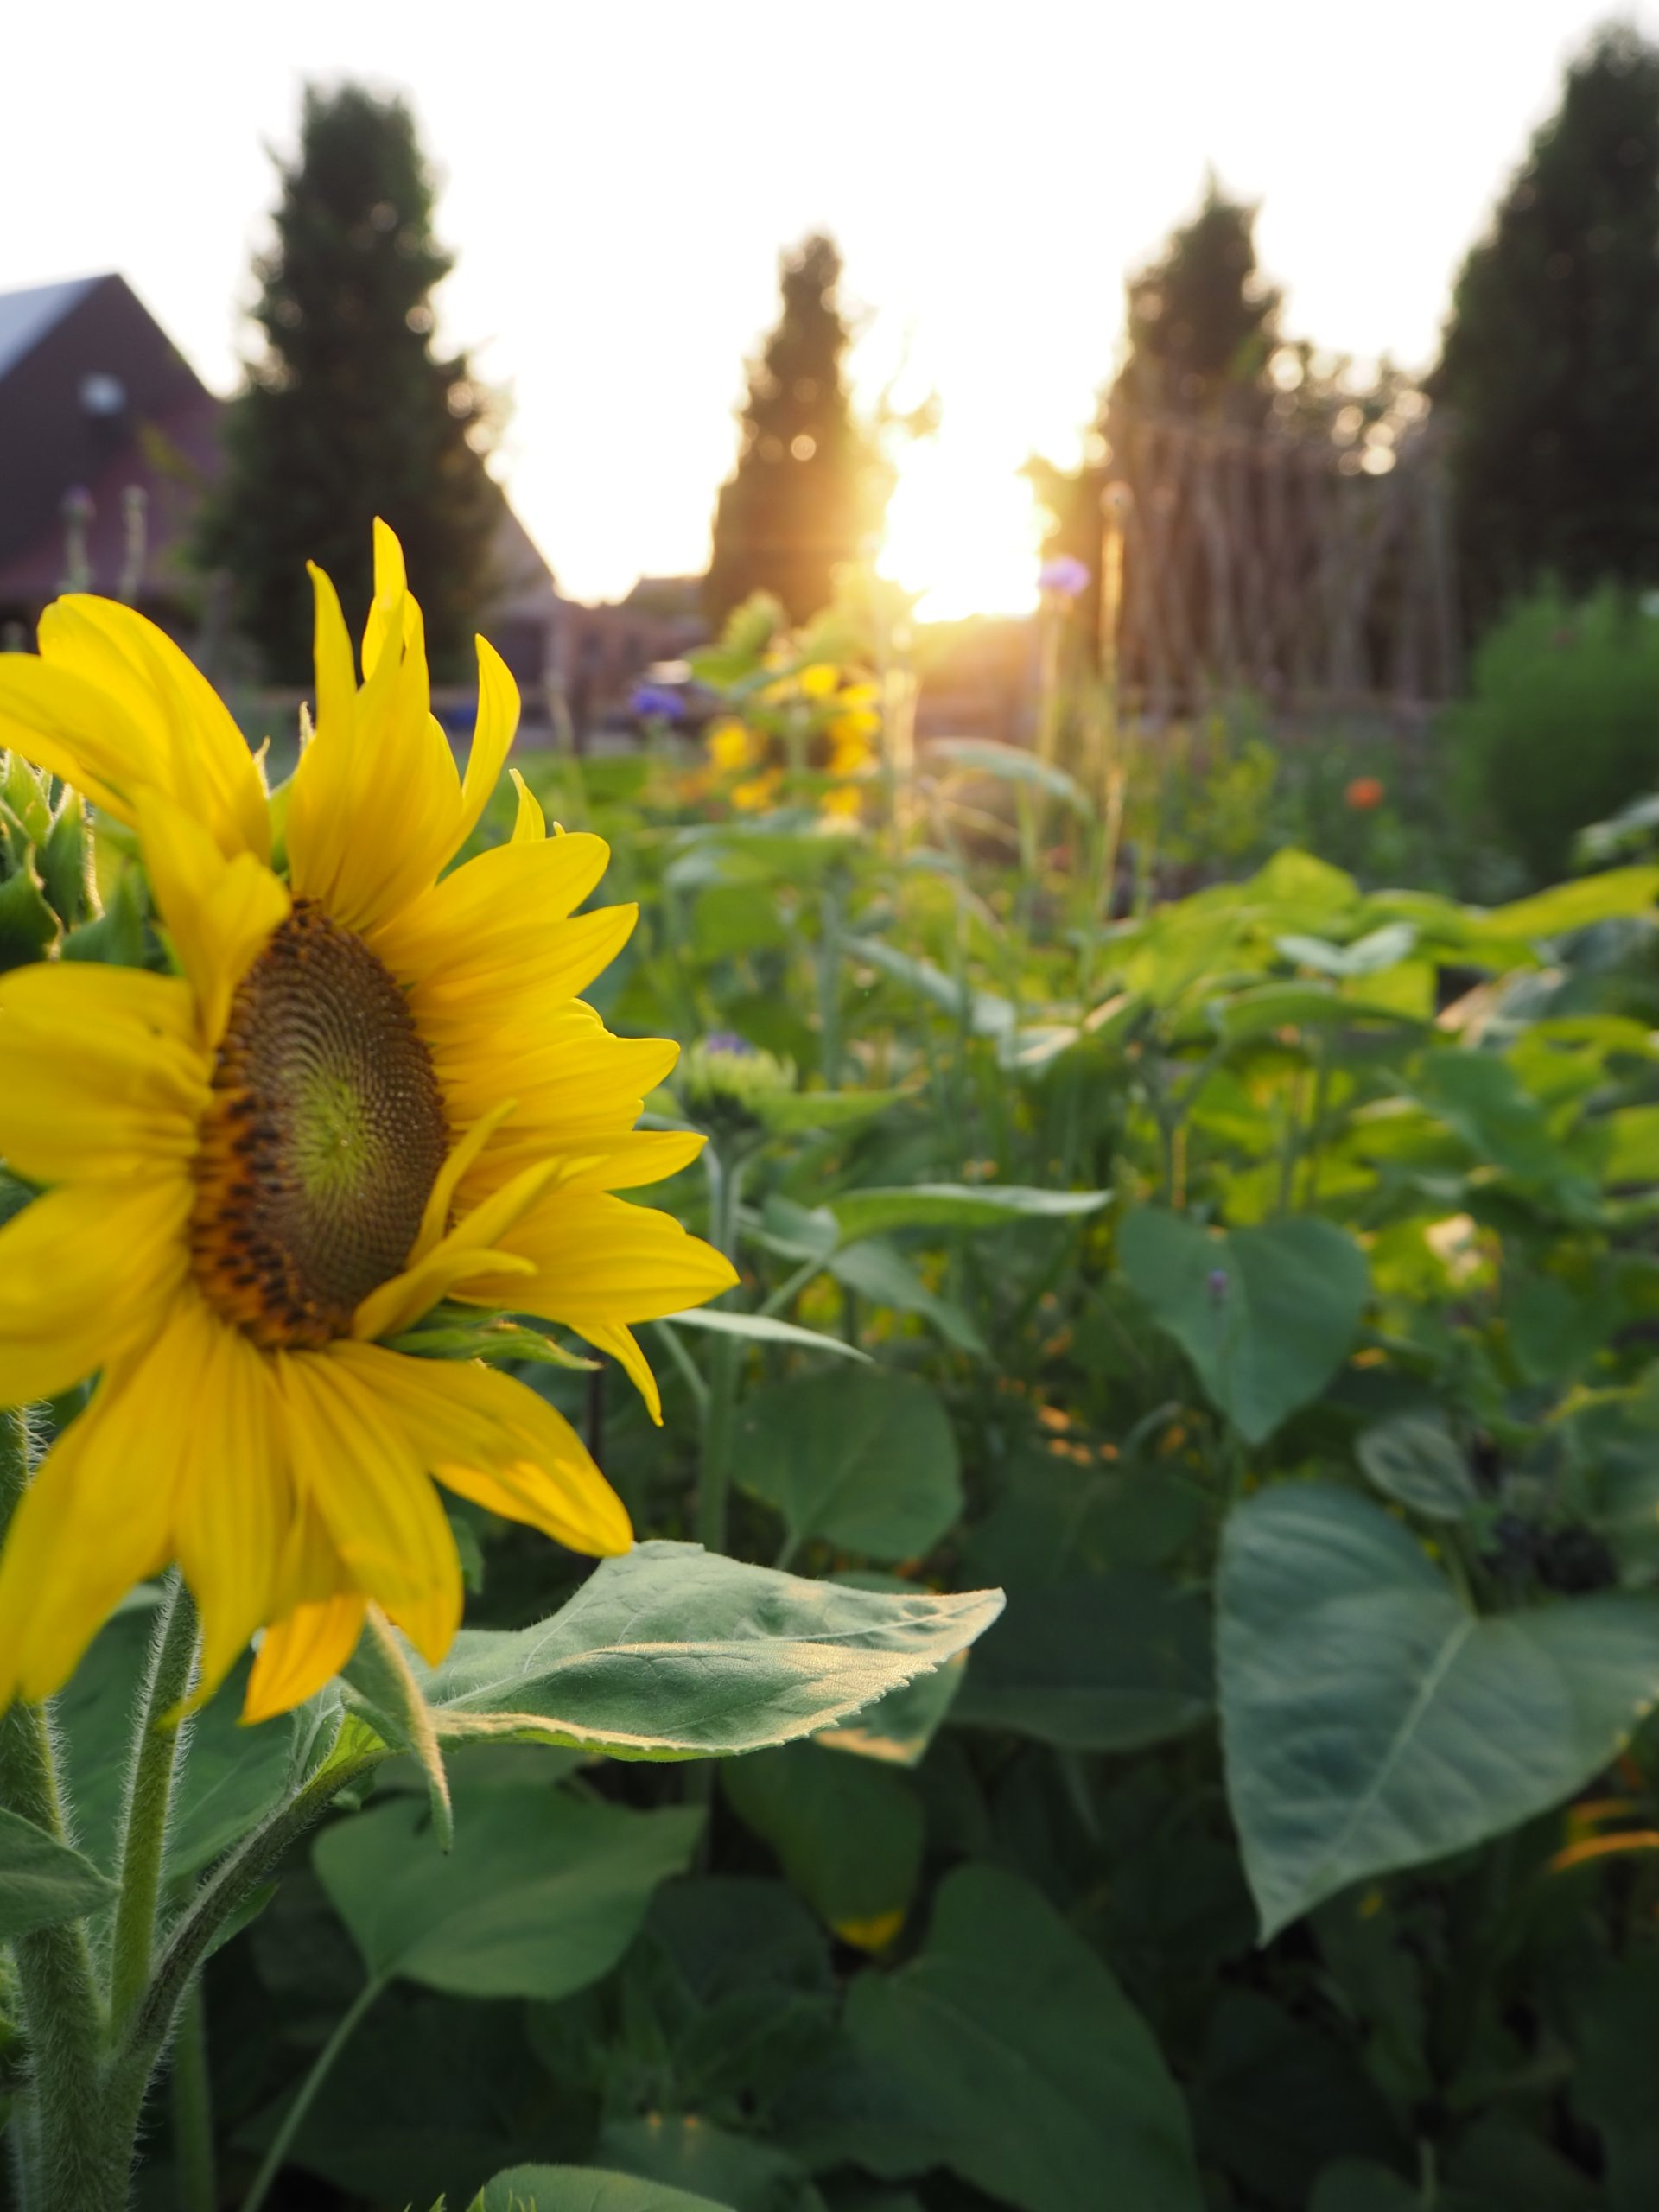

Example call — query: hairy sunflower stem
[238,1974,387,2212]
[170,1978,217,2212]
[109,1745,388,2147]
[108,1571,200,2033]
[0,1408,121,2206]
[817,872,844,1089]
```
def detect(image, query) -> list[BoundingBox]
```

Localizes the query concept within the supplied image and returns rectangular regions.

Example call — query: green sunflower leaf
[0,1805,117,1937]
[469,2168,728,2212]
[400,1541,1003,1761]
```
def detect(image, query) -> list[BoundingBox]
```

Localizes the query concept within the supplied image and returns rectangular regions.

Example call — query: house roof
[0,276,100,382]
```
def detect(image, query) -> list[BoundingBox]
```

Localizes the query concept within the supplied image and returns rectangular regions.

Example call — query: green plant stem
[696,1147,745,1558]
[171,1979,217,2212]
[109,1745,388,2150]
[0,1411,126,2204]
[238,1974,386,2212]
[818,874,844,1087]
[109,1571,200,2033]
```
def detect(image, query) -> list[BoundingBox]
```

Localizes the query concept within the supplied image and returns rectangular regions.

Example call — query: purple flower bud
[1038,555,1090,601]
[1208,1268,1229,1302]
[630,683,685,722]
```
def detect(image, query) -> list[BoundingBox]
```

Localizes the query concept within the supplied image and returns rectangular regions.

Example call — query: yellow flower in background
[0,522,735,1720]
[731,768,784,813]
[706,716,755,774]
[798,663,841,701]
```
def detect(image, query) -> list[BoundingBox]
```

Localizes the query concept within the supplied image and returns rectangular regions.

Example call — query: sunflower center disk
[191,899,448,1348]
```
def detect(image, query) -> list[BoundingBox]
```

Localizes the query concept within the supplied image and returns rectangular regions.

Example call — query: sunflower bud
[678,1032,797,1136]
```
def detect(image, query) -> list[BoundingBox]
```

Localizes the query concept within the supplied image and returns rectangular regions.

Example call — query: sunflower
[0,523,735,1721]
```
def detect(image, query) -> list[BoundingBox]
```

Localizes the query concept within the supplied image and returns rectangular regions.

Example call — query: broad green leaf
[831,1181,1109,1243]
[730,1370,963,1560]
[1118,1211,1369,1444]
[828,1236,987,1356]
[596,2119,821,2212]
[721,1741,922,1945]
[410,1541,1004,1758]
[0,1806,117,1937]
[472,2169,728,2212]
[952,1573,1211,1751]
[845,1865,1204,2212]
[759,1088,906,1134]
[315,1783,698,1999]
[1414,1052,1585,1196]
[1476,868,1659,948]
[849,936,1016,1037]
[1276,923,1420,977]
[1356,1413,1477,1522]
[663,1306,870,1363]
[815,1655,965,1765]
[1217,1483,1659,1937]
[930,736,1093,816]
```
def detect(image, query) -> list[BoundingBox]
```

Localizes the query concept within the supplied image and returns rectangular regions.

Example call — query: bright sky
[3,2,1650,616]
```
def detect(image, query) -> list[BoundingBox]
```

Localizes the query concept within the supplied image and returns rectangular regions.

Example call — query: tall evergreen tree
[1111,176,1281,424]
[198,84,500,680]
[705,234,875,629]
[1433,24,1659,628]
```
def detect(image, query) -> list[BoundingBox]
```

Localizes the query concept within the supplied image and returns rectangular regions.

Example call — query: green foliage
[196,83,501,677]
[705,235,882,629]
[1433,23,1659,627]
[1116,174,1281,425]
[1442,584,1659,880]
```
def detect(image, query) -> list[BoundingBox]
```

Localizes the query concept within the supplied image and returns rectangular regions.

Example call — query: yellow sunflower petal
[352,1157,560,1343]
[572,1318,664,1423]
[334,1343,632,1554]
[0,655,146,821]
[287,539,467,936]
[0,964,207,1183]
[244,1593,366,1724]
[470,1128,706,1199]
[457,1193,736,1412]
[455,637,520,851]
[168,1298,289,1700]
[136,795,289,1046]
[36,596,270,859]
[0,1178,191,1406]
[0,1319,192,1703]
[278,1351,461,1665]
[509,767,546,844]
[368,831,611,984]
[405,909,640,1065]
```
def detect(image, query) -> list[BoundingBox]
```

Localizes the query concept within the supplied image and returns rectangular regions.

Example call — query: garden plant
[1,547,1659,2212]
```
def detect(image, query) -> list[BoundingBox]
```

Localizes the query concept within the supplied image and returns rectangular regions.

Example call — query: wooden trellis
[1100,405,1460,721]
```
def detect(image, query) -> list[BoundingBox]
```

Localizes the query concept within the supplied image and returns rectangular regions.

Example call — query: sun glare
[876,433,1046,623]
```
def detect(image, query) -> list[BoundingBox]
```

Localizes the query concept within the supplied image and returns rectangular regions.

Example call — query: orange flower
[1345,776,1385,811]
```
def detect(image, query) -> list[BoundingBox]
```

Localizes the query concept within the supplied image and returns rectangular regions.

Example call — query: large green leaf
[0,1805,117,1937]
[314,1782,698,1999]
[730,1370,963,1561]
[951,1573,1211,1751]
[472,2170,728,2212]
[831,1182,1109,1243]
[597,2117,823,2211]
[1355,1413,1478,1522]
[663,1307,871,1363]
[407,1542,1002,1758]
[1217,1483,1659,1937]
[721,1742,923,1942]
[1118,1210,1369,1443]
[827,1237,987,1357]
[844,1865,1204,2212]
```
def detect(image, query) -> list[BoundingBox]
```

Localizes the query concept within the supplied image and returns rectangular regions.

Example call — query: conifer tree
[199,84,500,680]
[705,235,874,629]
[1112,176,1281,424]
[1433,25,1659,628]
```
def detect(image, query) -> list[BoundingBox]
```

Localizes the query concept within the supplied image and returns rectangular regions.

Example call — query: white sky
[3,1,1650,613]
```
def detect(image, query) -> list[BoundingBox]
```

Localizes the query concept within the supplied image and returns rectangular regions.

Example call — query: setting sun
[875,430,1046,622]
